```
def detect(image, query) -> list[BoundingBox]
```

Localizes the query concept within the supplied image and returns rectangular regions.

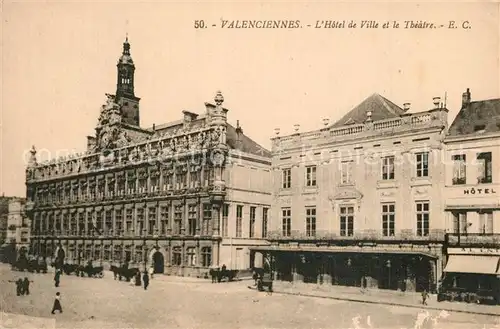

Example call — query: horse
[62,263,79,275]
[84,265,104,278]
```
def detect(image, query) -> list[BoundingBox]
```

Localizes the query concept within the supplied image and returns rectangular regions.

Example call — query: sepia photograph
[1,1,500,328]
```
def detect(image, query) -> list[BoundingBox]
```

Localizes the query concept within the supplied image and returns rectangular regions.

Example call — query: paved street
[1,264,499,329]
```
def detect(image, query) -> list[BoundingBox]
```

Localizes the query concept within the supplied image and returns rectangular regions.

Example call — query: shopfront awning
[444,255,500,275]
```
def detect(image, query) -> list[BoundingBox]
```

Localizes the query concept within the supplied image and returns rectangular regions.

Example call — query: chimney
[322,118,330,127]
[462,88,471,108]
[433,97,441,108]
[152,123,156,131]
[403,103,411,112]
[293,124,300,133]
[235,120,243,150]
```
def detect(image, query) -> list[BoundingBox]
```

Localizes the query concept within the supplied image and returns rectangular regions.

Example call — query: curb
[273,290,500,317]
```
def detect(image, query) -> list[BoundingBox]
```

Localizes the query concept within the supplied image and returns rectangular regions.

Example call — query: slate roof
[447,98,500,137]
[226,124,271,158]
[331,93,406,128]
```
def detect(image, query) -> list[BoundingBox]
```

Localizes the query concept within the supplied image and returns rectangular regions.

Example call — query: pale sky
[1,1,499,197]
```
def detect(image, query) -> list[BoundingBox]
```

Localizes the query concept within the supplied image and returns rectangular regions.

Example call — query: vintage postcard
[1,1,500,329]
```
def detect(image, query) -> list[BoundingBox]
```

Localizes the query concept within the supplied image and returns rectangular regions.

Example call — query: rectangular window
[162,174,173,190]
[222,204,229,237]
[115,209,123,235]
[452,154,466,185]
[236,205,243,238]
[453,211,468,234]
[117,179,125,196]
[188,205,197,236]
[416,152,429,177]
[201,247,212,267]
[340,206,354,236]
[202,204,211,236]
[262,207,268,238]
[174,205,183,235]
[105,210,113,235]
[476,152,492,184]
[479,211,494,234]
[136,208,144,235]
[148,207,156,235]
[150,176,158,192]
[306,166,317,187]
[127,178,136,195]
[382,156,395,180]
[138,178,147,194]
[190,170,201,188]
[416,201,430,236]
[204,167,214,186]
[186,247,196,266]
[306,207,316,237]
[160,206,169,235]
[282,208,291,237]
[176,172,187,189]
[172,247,182,266]
[125,209,133,234]
[341,161,353,184]
[249,206,256,238]
[382,203,395,237]
[282,169,291,189]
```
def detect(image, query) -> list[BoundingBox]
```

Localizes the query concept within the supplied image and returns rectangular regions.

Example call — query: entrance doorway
[152,251,165,274]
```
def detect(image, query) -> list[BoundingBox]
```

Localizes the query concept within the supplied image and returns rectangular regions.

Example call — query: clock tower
[116,36,141,126]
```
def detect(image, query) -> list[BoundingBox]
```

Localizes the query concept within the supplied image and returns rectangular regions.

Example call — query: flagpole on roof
[444,92,447,108]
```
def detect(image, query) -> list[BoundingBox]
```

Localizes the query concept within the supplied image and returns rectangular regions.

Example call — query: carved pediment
[329,187,363,201]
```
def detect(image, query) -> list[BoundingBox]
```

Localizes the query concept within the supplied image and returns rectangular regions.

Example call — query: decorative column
[212,204,220,237]
[212,240,220,267]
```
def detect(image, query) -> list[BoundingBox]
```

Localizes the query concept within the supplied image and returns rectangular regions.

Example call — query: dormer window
[474,125,486,133]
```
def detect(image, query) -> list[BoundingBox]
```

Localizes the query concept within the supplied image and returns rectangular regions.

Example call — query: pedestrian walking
[54,269,61,287]
[134,271,141,286]
[51,292,63,314]
[8,279,24,296]
[143,270,149,290]
[421,289,429,305]
[23,277,33,295]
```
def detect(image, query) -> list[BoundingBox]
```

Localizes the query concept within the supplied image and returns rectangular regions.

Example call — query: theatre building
[440,89,500,303]
[251,93,449,292]
[25,38,271,276]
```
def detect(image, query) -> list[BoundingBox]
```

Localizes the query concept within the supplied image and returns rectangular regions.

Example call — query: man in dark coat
[135,271,141,286]
[23,277,33,295]
[51,292,63,314]
[142,270,149,290]
[8,279,23,296]
[54,270,61,287]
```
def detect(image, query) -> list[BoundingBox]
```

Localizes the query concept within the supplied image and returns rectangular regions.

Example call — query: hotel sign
[463,187,497,195]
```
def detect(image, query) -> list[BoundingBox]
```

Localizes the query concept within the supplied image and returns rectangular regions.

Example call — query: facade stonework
[253,94,449,292]
[25,38,271,277]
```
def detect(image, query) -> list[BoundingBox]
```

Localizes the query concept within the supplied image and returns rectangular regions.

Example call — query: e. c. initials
[360,20,379,28]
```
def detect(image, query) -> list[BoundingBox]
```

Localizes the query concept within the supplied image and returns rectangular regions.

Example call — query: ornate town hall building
[25,38,272,276]
[252,94,449,292]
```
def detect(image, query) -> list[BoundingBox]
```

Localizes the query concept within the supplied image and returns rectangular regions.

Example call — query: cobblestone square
[1,265,500,329]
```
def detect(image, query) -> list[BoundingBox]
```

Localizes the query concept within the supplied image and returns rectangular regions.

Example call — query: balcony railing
[446,233,500,247]
[267,229,446,242]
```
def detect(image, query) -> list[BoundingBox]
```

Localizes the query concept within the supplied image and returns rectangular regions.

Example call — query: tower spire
[115,35,140,126]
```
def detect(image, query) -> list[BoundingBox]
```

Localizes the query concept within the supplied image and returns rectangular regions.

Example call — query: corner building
[253,94,449,292]
[25,38,271,276]
[440,89,500,303]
